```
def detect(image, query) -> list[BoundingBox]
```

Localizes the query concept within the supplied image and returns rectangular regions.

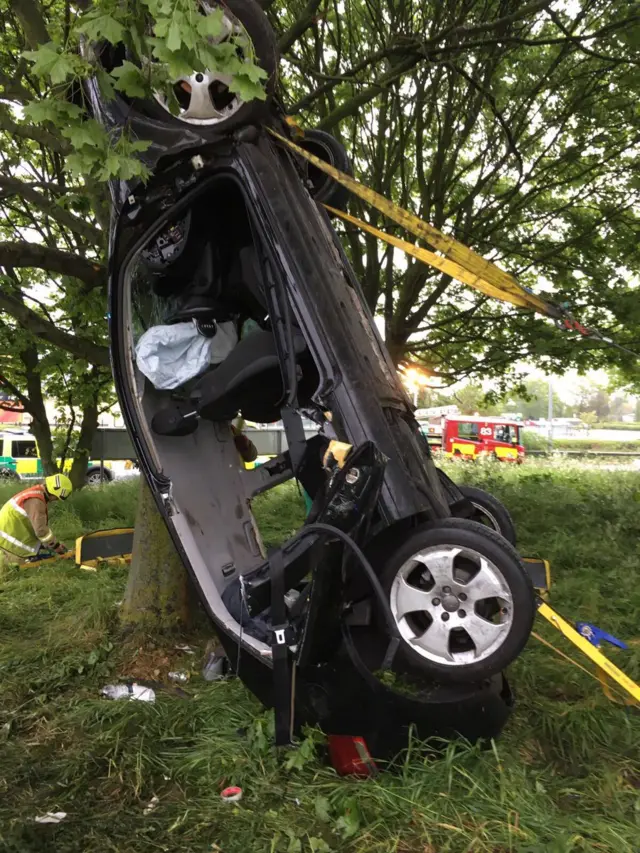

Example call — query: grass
[0,465,639,852]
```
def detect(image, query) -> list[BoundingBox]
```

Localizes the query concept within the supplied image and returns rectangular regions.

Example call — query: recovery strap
[268,128,635,357]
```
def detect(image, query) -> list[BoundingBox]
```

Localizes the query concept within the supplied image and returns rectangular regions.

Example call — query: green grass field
[0,465,639,853]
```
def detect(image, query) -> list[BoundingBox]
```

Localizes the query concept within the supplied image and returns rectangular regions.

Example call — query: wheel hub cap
[389,544,514,666]
[442,593,459,612]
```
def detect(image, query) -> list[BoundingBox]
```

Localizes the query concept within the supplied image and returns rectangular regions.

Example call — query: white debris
[143,795,160,815]
[101,683,156,702]
[34,812,67,824]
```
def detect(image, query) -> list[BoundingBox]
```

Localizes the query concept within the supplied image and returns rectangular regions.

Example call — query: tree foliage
[273,0,640,387]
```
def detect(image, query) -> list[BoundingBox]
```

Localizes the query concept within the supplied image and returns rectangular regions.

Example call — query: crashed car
[83,0,536,756]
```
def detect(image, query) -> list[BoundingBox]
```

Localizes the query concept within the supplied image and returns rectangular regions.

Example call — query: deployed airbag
[135,320,238,389]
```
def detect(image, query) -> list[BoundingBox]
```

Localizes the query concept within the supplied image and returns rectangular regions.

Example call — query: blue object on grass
[575,621,628,650]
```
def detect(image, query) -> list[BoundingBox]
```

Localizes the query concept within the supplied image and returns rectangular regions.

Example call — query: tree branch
[0,287,110,365]
[0,176,102,245]
[0,107,71,155]
[0,241,105,289]
[278,0,324,54]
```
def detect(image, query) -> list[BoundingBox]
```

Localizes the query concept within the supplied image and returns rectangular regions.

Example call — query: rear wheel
[381,518,535,683]
[458,485,517,546]
[296,129,352,212]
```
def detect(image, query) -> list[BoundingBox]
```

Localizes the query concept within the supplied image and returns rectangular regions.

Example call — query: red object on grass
[327,735,377,778]
[220,786,243,802]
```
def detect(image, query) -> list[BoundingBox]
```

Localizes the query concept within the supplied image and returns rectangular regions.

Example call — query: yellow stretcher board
[522,558,551,600]
[75,527,134,569]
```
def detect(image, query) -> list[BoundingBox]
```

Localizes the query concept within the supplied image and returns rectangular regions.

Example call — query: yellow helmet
[45,473,73,500]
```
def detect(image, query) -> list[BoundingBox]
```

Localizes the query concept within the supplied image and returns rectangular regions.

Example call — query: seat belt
[269,547,294,746]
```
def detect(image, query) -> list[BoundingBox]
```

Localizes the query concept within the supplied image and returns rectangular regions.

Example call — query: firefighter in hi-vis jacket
[0,474,72,566]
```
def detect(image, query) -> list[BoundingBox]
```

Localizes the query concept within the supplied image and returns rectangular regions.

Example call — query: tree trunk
[120,477,192,632]
[21,344,57,474]
[68,400,99,491]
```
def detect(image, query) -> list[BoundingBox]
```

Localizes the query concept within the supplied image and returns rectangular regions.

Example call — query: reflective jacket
[0,484,54,557]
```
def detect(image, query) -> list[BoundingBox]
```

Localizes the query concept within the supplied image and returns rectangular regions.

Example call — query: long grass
[0,463,638,852]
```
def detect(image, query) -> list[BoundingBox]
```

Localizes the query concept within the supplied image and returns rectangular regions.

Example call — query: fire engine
[421,415,525,462]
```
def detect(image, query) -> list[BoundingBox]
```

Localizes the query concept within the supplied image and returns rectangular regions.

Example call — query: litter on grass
[202,651,226,681]
[168,671,190,683]
[220,786,243,803]
[34,812,67,824]
[101,683,156,702]
[143,795,160,815]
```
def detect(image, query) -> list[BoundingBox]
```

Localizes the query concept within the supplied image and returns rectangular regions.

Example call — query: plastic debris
[220,786,243,803]
[175,643,195,655]
[168,671,189,684]
[202,651,226,682]
[101,683,156,702]
[143,795,160,815]
[34,812,67,824]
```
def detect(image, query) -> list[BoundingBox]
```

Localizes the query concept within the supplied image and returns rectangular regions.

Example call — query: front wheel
[381,518,535,683]
[458,485,517,546]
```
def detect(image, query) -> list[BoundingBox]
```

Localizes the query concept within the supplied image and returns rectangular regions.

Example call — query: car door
[12,438,39,478]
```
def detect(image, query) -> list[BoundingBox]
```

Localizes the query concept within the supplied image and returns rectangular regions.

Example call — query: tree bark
[68,399,99,491]
[21,344,57,474]
[120,478,192,633]
[0,242,106,289]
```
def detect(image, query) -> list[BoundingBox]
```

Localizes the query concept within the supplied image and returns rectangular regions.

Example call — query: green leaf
[95,68,117,102]
[314,796,331,822]
[149,40,196,79]
[166,18,183,52]
[228,72,267,103]
[196,8,225,39]
[22,42,76,85]
[62,120,108,151]
[334,798,361,840]
[75,12,125,46]
[308,839,332,853]
[23,99,82,125]
[111,61,148,99]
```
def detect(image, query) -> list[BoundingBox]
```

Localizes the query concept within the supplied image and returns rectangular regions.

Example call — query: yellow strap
[324,205,533,310]
[537,602,640,704]
[268,128,553,316]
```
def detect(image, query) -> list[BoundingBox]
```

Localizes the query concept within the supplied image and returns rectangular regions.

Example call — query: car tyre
[458,485,517,546]
[296,129,352,212]
[380,518,535,683]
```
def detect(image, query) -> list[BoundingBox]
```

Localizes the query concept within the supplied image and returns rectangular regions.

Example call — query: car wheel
[381,518,535,683]
[85,467,111,486]
[458,485,517,547]
[0,467,18,480]
[139,0,278,130]
[296,129,352,212]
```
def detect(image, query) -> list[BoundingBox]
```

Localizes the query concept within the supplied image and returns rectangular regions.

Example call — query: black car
[83,0,535,758]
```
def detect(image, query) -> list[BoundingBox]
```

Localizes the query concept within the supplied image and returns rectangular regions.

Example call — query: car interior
[125,176,328,652]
